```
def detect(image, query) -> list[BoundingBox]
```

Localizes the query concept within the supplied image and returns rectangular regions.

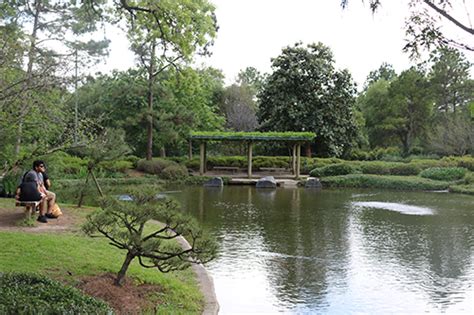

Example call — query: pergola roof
[190,131,316,142]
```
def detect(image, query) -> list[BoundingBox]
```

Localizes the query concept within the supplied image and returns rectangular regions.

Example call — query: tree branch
[423,0,474,35]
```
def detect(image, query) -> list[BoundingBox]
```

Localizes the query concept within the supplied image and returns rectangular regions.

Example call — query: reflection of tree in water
[250,188,352,308]
[355,208,474,310]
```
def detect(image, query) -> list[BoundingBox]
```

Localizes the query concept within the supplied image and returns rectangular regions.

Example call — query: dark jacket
[18,182,42,202]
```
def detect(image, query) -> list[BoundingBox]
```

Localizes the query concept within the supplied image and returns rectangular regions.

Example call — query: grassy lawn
[0,198,204,314]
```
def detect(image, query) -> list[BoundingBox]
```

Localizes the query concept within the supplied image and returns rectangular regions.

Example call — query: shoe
[45,213,58,219]
[37,215,47,223]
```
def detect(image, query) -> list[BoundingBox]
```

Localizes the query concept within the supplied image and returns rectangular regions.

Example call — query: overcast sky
[99,0,473,89]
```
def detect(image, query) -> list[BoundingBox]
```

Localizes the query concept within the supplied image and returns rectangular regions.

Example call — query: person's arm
[15,187,21,200]
[45,178,51,189]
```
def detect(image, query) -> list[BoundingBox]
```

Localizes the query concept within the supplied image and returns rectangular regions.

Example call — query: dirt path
[0,202,86,232]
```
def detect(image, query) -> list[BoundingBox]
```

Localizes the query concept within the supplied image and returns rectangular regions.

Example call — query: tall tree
[388,68,433,155]
[116,0,218,160]
[221,84,258,131]
[363,62,397,89]
[428,47,473,114]
[358,79,397,148]
[257,42,358,157]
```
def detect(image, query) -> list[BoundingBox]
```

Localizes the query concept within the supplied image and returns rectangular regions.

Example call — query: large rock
[204,177,224,187]
[305,177,322,189]
[256,176,277,189]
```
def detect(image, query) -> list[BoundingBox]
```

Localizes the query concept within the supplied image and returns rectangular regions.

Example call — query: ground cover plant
[0,272,112,314]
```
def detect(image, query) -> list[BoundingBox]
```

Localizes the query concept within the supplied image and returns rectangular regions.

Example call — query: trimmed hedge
[309,163,360,177]
[449,184,474,195]
[419,167,467,181]
[0,272,112,314]
[320,174,450,190]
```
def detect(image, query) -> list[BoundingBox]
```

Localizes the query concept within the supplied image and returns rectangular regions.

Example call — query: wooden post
[291,144,296,175]
[188,140,192,159]
[247,141,253,179]
[199,142,205,175]
[296,143,301,179]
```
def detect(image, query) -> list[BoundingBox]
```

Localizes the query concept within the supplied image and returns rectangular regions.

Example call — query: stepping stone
[256,176,277,188]
[204,177,224,187]
[305,177,322,189]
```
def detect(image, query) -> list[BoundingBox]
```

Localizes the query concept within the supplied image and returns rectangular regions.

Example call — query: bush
[358,161,394,175]
[136,158,175,175]
[321,174,450,190]
[419,167,468,181]
[310,163,360,177]
[0,272,111,314]
[389,163,421,176]
[161,164,189,180]
[449,184,474,195]
[99,160,133,173]
[440,156,474,171]
[124,155,141,168]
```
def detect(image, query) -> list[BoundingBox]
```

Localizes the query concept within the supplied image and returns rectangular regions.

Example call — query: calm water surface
[172,187,474,314]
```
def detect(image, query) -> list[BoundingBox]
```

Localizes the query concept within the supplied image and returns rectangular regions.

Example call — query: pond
[172,186,474,314]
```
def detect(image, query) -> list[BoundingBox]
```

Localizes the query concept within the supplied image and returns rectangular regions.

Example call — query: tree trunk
[15,0,41,156]
[115,251,135,286]
[305,144,312,157]
[159,147,166,158]
[77,169,91,208]
[145,41,157,161]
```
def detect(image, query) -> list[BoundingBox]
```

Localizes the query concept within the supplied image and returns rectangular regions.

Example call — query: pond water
[172,186,474,314]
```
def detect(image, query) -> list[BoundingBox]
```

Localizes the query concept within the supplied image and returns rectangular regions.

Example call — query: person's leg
[45,190,56,213]
[38,197,47,223]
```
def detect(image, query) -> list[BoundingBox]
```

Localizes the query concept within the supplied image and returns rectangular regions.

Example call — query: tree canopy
[257,42,358,157]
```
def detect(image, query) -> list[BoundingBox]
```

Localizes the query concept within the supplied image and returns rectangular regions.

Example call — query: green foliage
[419,167,467,181]
[161,164,189,180]
[82,189,217,285]
[449,184,474,195]
[441,156,474,171]
[0,273,112,314]
[190,131,316,141]
[310,163,360,177]
[321,174,450,190]
[257,42,357,157]
[137,158,176,175]
[99,160,134,173]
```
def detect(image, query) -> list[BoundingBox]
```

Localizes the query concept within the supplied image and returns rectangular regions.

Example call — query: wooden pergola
[189,132,316,179]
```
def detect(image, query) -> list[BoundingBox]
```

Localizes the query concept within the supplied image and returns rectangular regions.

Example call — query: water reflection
[173,186,474,314]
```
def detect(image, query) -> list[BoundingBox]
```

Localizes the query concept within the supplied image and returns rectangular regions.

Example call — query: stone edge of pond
[175,234,219,315]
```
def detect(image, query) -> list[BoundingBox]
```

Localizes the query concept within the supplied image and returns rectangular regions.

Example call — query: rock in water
[256,176,277,188]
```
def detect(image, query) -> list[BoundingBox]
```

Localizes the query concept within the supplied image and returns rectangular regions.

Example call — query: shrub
[389,163,421,176]
[310,163,360,177]
[320,174,450,190]
[419,167,468,181]
[358,161,394,175]
[0,273,112,314]
[449,184,474,195]
[99,160,133,173]
[124,155,141,168]
[161,164,189,179]
[136,158,175,175]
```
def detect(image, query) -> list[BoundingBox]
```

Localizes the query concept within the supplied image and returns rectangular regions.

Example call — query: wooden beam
[247,141,253,179]
[292,144,297,175]
[199,142,205,175]
[296,143,301,179]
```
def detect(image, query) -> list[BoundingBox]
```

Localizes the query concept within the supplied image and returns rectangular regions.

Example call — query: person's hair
[24,173,37,182]
[32,160,45,169]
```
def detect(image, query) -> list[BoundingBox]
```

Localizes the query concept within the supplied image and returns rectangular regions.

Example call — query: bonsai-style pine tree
[82,189,216,286]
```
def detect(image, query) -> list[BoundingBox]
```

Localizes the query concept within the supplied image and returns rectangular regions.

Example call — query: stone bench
[259,167,288,172]
[213,166,240,173]
[15,201,40,220]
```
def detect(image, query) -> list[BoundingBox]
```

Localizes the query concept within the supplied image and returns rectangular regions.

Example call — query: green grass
[0,230,203,314]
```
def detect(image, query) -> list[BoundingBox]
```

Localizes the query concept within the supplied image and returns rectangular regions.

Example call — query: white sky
[97,0,473,89]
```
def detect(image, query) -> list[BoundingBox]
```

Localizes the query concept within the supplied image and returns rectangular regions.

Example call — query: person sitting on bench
[24,160,57,222]
[15,173,46,222]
